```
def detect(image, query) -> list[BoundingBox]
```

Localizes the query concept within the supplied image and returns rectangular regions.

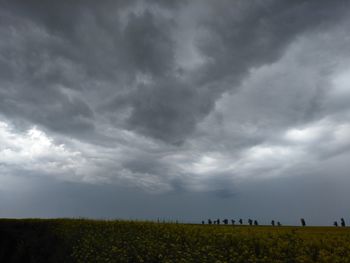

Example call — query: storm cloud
[1,0,350,223]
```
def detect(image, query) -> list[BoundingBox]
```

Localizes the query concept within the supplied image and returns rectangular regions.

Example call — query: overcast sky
[1,0,350,225]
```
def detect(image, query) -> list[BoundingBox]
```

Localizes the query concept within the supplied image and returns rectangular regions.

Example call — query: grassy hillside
[1,219,350,262]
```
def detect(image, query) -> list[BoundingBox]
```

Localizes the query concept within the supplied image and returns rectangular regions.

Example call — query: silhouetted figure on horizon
[254,220,258,226]
[223,219,228,225]
[208,219,212,225]
[239,219,243,225]
[217,219,221,225]
[271,220,275,226]
[231,219,235,225]
[300,218,306,227]
[277,221,281,226]
[341,218,346,227]
[202,220,205,225]
[334,221,338,227]
[248,219,253,226]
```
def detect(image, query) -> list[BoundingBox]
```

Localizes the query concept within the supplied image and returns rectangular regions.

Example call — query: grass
[1,218,350,262]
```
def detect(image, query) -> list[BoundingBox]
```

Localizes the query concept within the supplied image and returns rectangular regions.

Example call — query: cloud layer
[1,0,350,222]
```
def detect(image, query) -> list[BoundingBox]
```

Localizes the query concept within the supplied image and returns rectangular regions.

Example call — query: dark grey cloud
[1,0,349,142]
[127,78,213,144]
[1,0,350,223]
[123,11,175,76]
[124,0,350,142]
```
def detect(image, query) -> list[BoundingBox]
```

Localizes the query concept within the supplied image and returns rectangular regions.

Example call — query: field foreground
[1,219,350,262]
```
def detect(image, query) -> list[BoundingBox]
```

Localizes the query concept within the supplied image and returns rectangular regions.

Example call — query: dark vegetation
[0,219,72,263]
[1,218,350,262]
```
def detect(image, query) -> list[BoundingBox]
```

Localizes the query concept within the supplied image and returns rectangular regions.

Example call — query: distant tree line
[334,218,346,227]
[204,218,281,226]
[154,217,348,227]
[199,217,348,227]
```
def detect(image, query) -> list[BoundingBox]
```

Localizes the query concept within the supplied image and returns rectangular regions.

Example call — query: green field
[1,219,350,263]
